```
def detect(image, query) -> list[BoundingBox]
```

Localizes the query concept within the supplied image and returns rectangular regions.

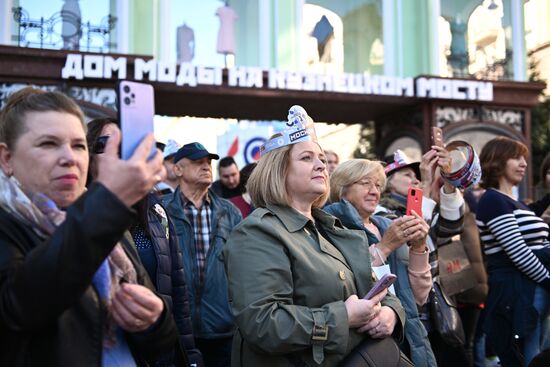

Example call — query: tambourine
[440,141,481,190]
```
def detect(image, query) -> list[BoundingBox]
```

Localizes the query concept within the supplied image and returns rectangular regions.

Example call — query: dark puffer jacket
[140,194,203,366]
[0,183,178,367]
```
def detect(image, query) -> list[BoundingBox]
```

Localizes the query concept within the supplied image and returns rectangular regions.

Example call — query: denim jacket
[325,200,437,367]
[164,187,242,339]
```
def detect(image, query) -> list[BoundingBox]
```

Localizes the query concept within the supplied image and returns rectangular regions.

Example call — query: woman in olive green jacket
[223,108,405,367]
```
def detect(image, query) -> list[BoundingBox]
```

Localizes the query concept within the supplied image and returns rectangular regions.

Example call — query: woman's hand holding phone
[364,273,397,300]
[377,219,408,259]
[345,291,386,329]
[358,306,398,338]
[404,211,430,251]
[96,127,166,208]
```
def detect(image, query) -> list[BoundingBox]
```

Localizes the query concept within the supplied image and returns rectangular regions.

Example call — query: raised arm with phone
[116,80,157,160]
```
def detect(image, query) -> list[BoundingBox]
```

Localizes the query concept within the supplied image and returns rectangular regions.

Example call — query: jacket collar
[166,186,220,221]
[265,204,340,233]
[324,199,363,230]
[180,190,211,207]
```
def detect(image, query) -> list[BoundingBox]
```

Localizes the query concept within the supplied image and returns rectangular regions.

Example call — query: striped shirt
[182,193,212,289]
[476,188,550,282]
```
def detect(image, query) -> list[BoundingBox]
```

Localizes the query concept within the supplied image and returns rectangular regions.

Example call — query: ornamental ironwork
[435,106,523,132]
[472,49,513,81]
[12,6,116,52]
[0,83,116,111]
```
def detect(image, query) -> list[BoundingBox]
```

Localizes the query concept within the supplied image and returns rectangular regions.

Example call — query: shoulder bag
[430,279,466,348]
[339,337,414,367]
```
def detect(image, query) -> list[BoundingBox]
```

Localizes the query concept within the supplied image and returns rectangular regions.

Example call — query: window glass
[169,1,226,66]
[305,0,383,74]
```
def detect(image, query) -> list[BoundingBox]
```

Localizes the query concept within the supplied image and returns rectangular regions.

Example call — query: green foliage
[352,121,377,159]
[531,99,550,185]
[528,57,550,186]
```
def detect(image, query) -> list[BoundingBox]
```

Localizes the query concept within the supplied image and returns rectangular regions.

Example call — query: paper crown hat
[260,105,318,155]
[384,149,421,178]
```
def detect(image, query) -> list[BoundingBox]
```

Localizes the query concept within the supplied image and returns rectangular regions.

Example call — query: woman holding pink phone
[325,159,434,367]
[377,148,467,367]
[223,106,405,366]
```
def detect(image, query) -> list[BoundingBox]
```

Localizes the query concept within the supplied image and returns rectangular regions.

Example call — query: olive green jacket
[223,205,405,366]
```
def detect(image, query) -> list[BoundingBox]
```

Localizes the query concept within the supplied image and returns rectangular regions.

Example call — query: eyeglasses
[354,179,383,192]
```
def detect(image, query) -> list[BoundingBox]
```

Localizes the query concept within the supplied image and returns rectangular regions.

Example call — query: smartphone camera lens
[123,85,130,93]
[124,97,131,105]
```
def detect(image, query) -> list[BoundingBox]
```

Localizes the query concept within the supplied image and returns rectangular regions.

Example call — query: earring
[4,168,12,177]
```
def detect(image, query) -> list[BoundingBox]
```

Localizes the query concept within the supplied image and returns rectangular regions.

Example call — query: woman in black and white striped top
[476,136,550,366]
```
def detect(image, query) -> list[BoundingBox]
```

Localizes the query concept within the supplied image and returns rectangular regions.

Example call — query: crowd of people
[0,88,549,367]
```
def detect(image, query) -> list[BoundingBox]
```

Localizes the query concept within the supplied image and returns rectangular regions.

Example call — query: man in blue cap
[163,142,242,367]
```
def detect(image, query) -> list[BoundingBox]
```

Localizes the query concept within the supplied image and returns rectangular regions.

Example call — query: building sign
[61,54,493,101]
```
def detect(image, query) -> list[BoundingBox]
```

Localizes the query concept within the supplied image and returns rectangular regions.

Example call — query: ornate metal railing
[473,58,512,80]
[471,49,513,81]
[12,6,117,52]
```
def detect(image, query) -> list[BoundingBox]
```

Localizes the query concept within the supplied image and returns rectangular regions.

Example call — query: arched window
[302,4,344,73]
[468,0,507,79]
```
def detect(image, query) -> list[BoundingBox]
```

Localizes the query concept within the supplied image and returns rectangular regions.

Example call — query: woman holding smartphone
[377,147,468,367]
[0,87,177,366]
[223,106,405,366]
[325,159,435,367]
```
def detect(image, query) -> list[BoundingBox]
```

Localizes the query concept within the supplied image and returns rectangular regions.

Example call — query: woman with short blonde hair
[224,106,405,366]
[325,159,436,367]
[329,159,386,204]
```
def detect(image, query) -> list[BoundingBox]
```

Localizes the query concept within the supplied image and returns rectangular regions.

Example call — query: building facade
[0,0,548,196]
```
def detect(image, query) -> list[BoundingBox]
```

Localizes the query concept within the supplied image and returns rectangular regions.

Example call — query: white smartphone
[116,80,156,160]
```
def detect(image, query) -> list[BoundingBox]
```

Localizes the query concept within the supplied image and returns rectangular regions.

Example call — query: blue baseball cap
[173,142,220,163]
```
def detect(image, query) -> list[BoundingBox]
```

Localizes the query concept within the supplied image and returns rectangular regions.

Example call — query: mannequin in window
[177,23,195,63]
[449,17,468,75]
[215,1,238,55]
[61,0,82,50]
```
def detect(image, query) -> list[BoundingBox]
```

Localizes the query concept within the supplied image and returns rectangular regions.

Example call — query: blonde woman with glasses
[325,159,436,367]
